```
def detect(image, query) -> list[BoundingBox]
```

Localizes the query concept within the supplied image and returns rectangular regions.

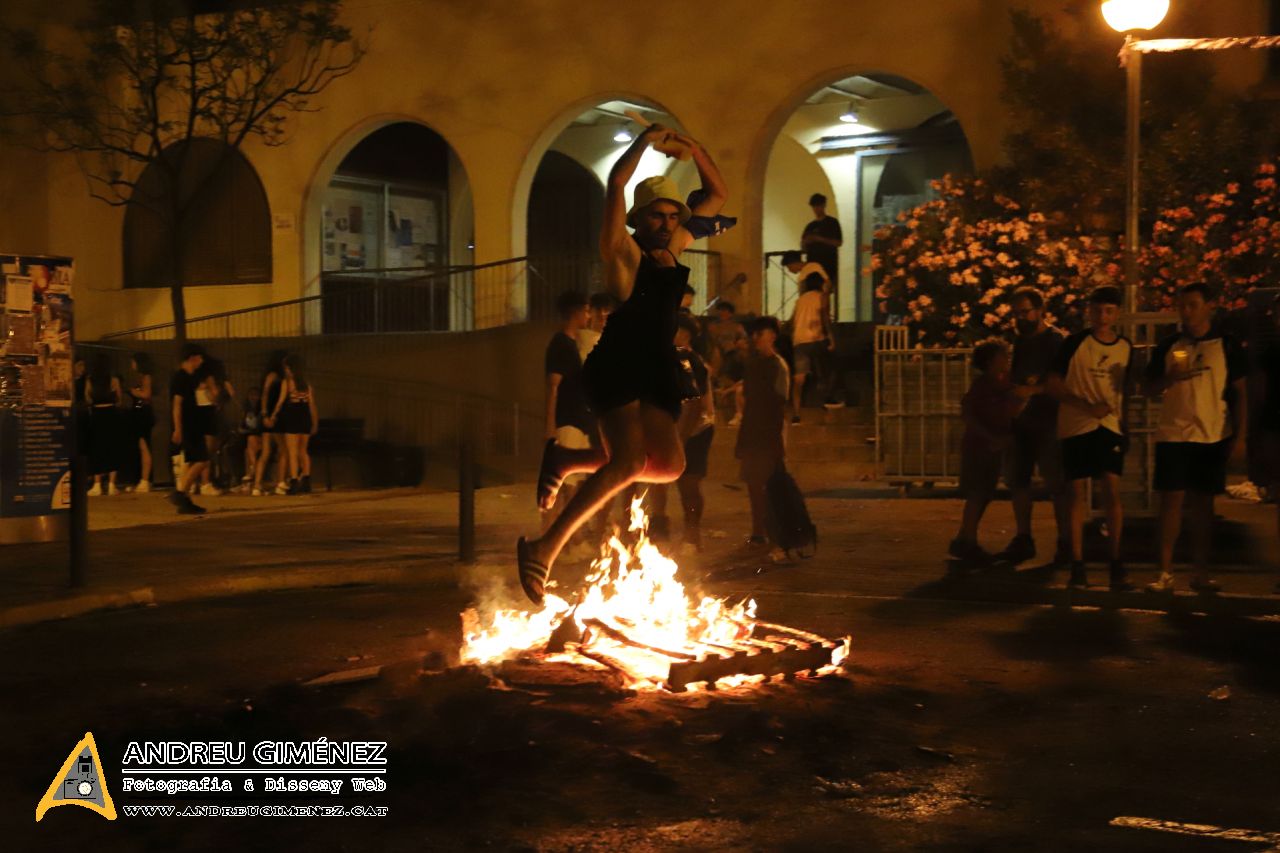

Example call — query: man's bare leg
[524,402,685,581]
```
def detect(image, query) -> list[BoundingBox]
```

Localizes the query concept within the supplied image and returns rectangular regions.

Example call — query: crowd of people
[76,345,319,515]
[952,282,1259,594]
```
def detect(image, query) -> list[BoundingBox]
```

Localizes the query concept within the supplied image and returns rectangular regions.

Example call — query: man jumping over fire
[516,123,728,605]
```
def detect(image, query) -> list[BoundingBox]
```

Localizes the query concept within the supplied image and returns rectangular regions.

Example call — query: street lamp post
[1102,0,1170,315]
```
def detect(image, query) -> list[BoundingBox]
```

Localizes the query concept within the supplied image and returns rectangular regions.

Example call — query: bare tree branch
[0,0,366,340]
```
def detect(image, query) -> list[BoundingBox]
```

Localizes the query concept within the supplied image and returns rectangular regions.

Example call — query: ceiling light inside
[839,102,860,124]
[614,128,633,143]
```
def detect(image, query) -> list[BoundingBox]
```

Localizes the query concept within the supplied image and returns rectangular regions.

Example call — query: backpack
[765,465,817,557]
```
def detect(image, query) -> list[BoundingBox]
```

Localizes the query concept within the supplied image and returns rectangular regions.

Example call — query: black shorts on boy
[1153,440,1229,494]
[1061,427,1124,481]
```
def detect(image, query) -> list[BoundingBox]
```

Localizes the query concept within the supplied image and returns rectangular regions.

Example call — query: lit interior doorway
[762,74,972,323]
[524,98,712,321]
[318,121,473,332]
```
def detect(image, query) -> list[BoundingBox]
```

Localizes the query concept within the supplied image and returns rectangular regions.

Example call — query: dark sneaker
[1189,576,1221,594]
[1109,561,1135,592]
[948,538,991,564]
[168,490,205,515]
[1067,561,1088,588]
[300,475,312,494]
[998,534,1036,565]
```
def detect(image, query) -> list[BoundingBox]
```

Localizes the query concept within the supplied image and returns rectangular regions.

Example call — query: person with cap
[800,193,842,291]
[516,122,727,605]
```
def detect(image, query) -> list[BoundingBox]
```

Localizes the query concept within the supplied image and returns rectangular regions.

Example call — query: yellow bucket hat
[626,176,692,229]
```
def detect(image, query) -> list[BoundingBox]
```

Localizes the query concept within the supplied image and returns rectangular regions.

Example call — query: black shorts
[682,426,714,479]
[960,446,1002,500]
[1155,440,1229,494]
[1061,427,1125,481]
[178,428,210,463]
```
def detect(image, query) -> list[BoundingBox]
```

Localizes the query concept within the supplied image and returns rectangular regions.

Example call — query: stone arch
[301,115,474,330]
[748,67,974,321]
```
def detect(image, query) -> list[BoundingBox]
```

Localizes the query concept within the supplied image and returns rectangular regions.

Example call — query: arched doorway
[526,151,603,322]
[761,73,972,323]
[314,121,474,332]
[517,97,708,321]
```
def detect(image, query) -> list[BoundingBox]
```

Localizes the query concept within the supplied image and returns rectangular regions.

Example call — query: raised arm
[600,126,665,261]
[668,134,727,256]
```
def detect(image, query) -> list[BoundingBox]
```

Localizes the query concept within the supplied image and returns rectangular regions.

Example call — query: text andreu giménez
[121,739,387,766]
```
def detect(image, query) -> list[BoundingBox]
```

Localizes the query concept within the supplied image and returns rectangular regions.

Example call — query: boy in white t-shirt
[1047,286,1134,591]
[1144,283,1248,593]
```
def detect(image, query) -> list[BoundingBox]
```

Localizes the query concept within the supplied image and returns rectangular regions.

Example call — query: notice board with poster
[0,254,74,523]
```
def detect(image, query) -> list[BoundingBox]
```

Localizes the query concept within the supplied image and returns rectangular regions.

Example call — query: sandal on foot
[517,536,550,607]
[536,439,565,511]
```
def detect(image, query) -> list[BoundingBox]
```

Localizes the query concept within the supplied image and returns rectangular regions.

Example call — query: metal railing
[873,316,1182,511]
[101,258,531,341]
[762,252,800,320]
[526,249,721,325]
[103,250,722,340]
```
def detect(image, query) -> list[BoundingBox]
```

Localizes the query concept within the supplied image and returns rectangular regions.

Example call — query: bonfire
[461,499,850,692]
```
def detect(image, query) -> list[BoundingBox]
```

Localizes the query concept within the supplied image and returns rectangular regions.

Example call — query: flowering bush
[872,176,1116,347]
[1140,160,1280,311]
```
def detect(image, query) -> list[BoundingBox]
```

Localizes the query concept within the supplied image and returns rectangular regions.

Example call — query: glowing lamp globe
[1101,0,1169,33]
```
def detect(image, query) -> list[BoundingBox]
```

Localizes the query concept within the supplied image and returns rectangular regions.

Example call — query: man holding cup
[1144,283,1248,593]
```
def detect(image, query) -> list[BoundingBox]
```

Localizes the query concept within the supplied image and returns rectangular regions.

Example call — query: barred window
[123,139,272,288]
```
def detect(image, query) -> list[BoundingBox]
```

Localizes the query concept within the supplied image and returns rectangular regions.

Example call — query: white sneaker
[107,483,120,496]
[200,483,223,497]
[135,480,151,493]
[252,487,265,497]
[86,483,102,496]
[274,482,289,495]
[1146,573,1176,593]
[188,484,198,496]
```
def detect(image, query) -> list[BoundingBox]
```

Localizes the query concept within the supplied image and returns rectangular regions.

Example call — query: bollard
[69,407,88,588]
[458,436,476,564]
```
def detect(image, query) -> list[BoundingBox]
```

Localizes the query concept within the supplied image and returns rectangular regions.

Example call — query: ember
[461,498,850,691]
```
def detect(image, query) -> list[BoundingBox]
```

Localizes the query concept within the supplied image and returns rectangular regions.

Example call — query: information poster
[0,254,74,518]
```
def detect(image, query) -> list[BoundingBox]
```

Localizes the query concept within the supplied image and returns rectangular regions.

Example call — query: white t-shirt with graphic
[1145,330,1246,444]
[1051,330,1133,440]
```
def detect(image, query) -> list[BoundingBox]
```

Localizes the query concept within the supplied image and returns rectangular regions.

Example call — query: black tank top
[264,374,282,411]
[603,239,690,351]
[89,380,114,406]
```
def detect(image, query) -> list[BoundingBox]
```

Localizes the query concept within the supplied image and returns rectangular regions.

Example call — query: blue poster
[0,254,74,518]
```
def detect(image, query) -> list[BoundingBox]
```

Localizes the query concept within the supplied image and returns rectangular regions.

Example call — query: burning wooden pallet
[539,610,849,692]
[460,499,851,693]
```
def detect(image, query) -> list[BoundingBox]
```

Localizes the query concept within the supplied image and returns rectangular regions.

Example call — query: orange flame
[460,497,847,690]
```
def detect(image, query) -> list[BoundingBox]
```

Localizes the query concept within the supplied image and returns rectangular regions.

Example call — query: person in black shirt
[801,192,843,290]
[647,317,716,550]
[998,288,1068,566]
[540,291,599,520]
[167,343,208,514]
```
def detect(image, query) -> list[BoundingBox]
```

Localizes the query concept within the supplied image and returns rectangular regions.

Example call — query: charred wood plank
[667,643,836,689]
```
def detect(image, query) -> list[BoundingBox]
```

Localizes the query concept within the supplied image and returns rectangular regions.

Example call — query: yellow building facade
[0,0,1270,340]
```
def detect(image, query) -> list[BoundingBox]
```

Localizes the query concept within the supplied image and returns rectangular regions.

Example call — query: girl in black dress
[254,350,289,496]
[517,123,728,604]
[86,354,124,496]
[279,355,318,494]
[129,352,155,492]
